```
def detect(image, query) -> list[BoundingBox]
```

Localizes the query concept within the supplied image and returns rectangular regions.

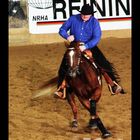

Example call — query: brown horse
[64,41,111,138]
[31,41,112,138]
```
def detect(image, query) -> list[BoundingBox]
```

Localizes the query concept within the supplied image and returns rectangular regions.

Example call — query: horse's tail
[31,76,58,100]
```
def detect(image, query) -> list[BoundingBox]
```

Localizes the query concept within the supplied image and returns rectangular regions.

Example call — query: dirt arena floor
[9,36,131,140]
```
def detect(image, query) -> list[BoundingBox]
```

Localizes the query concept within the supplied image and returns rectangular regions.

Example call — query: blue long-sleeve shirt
[59,14,102,49]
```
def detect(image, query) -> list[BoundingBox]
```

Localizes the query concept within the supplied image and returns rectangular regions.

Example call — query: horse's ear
[64,41,70,48]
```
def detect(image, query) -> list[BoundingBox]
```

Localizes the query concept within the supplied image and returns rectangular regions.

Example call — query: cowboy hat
[79,4,96,15]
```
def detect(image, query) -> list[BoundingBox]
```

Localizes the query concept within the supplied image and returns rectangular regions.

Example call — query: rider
[54,4,125,99]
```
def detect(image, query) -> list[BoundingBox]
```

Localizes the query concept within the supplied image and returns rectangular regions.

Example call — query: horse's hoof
[87,123,98,130]
[84,119,98,133]
[102,131,112,138]
[71,120,78,127]
[87,119,98,130]
[70,120,78,132]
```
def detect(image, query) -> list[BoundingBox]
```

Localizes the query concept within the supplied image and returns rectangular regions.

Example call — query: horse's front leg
[77,97,98,129]
[67,92,78,129]
[87,88,102,129]
[77,88,101,129]
[89,88,112,138]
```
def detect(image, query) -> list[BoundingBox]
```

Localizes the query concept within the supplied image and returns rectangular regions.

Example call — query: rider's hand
[67,35,75,42]
[79,43,86,52]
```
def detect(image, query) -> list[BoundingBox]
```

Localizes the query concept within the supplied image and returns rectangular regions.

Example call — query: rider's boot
[103,72,126,95]
[54,79,67,99]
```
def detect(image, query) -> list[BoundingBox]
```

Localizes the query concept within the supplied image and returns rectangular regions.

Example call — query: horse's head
[65,42,82,78]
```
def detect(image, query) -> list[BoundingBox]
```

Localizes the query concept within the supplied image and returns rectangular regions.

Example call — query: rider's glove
[79,42,86,52]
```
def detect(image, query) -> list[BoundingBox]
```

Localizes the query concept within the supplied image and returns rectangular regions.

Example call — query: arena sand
[9,30,131,140]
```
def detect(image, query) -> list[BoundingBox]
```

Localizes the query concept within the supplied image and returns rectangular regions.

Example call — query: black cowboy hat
[79,4,96,15]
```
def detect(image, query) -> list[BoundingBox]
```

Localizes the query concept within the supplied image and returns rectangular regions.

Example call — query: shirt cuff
[85,44,89,49]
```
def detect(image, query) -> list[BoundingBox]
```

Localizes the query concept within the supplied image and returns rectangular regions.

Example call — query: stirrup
[54,87,66,99]
[108,81,122,95]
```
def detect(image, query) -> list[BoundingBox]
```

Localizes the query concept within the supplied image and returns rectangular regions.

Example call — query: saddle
[83,50,113,86]
[83,50,109,75]
[83,50,99,70]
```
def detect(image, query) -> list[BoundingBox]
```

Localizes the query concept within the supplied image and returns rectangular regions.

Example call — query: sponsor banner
[28,0,131,34]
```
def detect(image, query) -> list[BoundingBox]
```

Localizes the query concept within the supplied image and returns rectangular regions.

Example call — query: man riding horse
[54,4,126,99]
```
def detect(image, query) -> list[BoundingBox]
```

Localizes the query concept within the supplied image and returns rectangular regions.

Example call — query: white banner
[28,0,131,34]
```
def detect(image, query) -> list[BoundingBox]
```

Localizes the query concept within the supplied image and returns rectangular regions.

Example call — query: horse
[31,41,112,138]
[63,41,111,138]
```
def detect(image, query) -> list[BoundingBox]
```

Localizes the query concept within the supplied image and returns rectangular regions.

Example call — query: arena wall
[9,28,131,47]
[9,0,131,46]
